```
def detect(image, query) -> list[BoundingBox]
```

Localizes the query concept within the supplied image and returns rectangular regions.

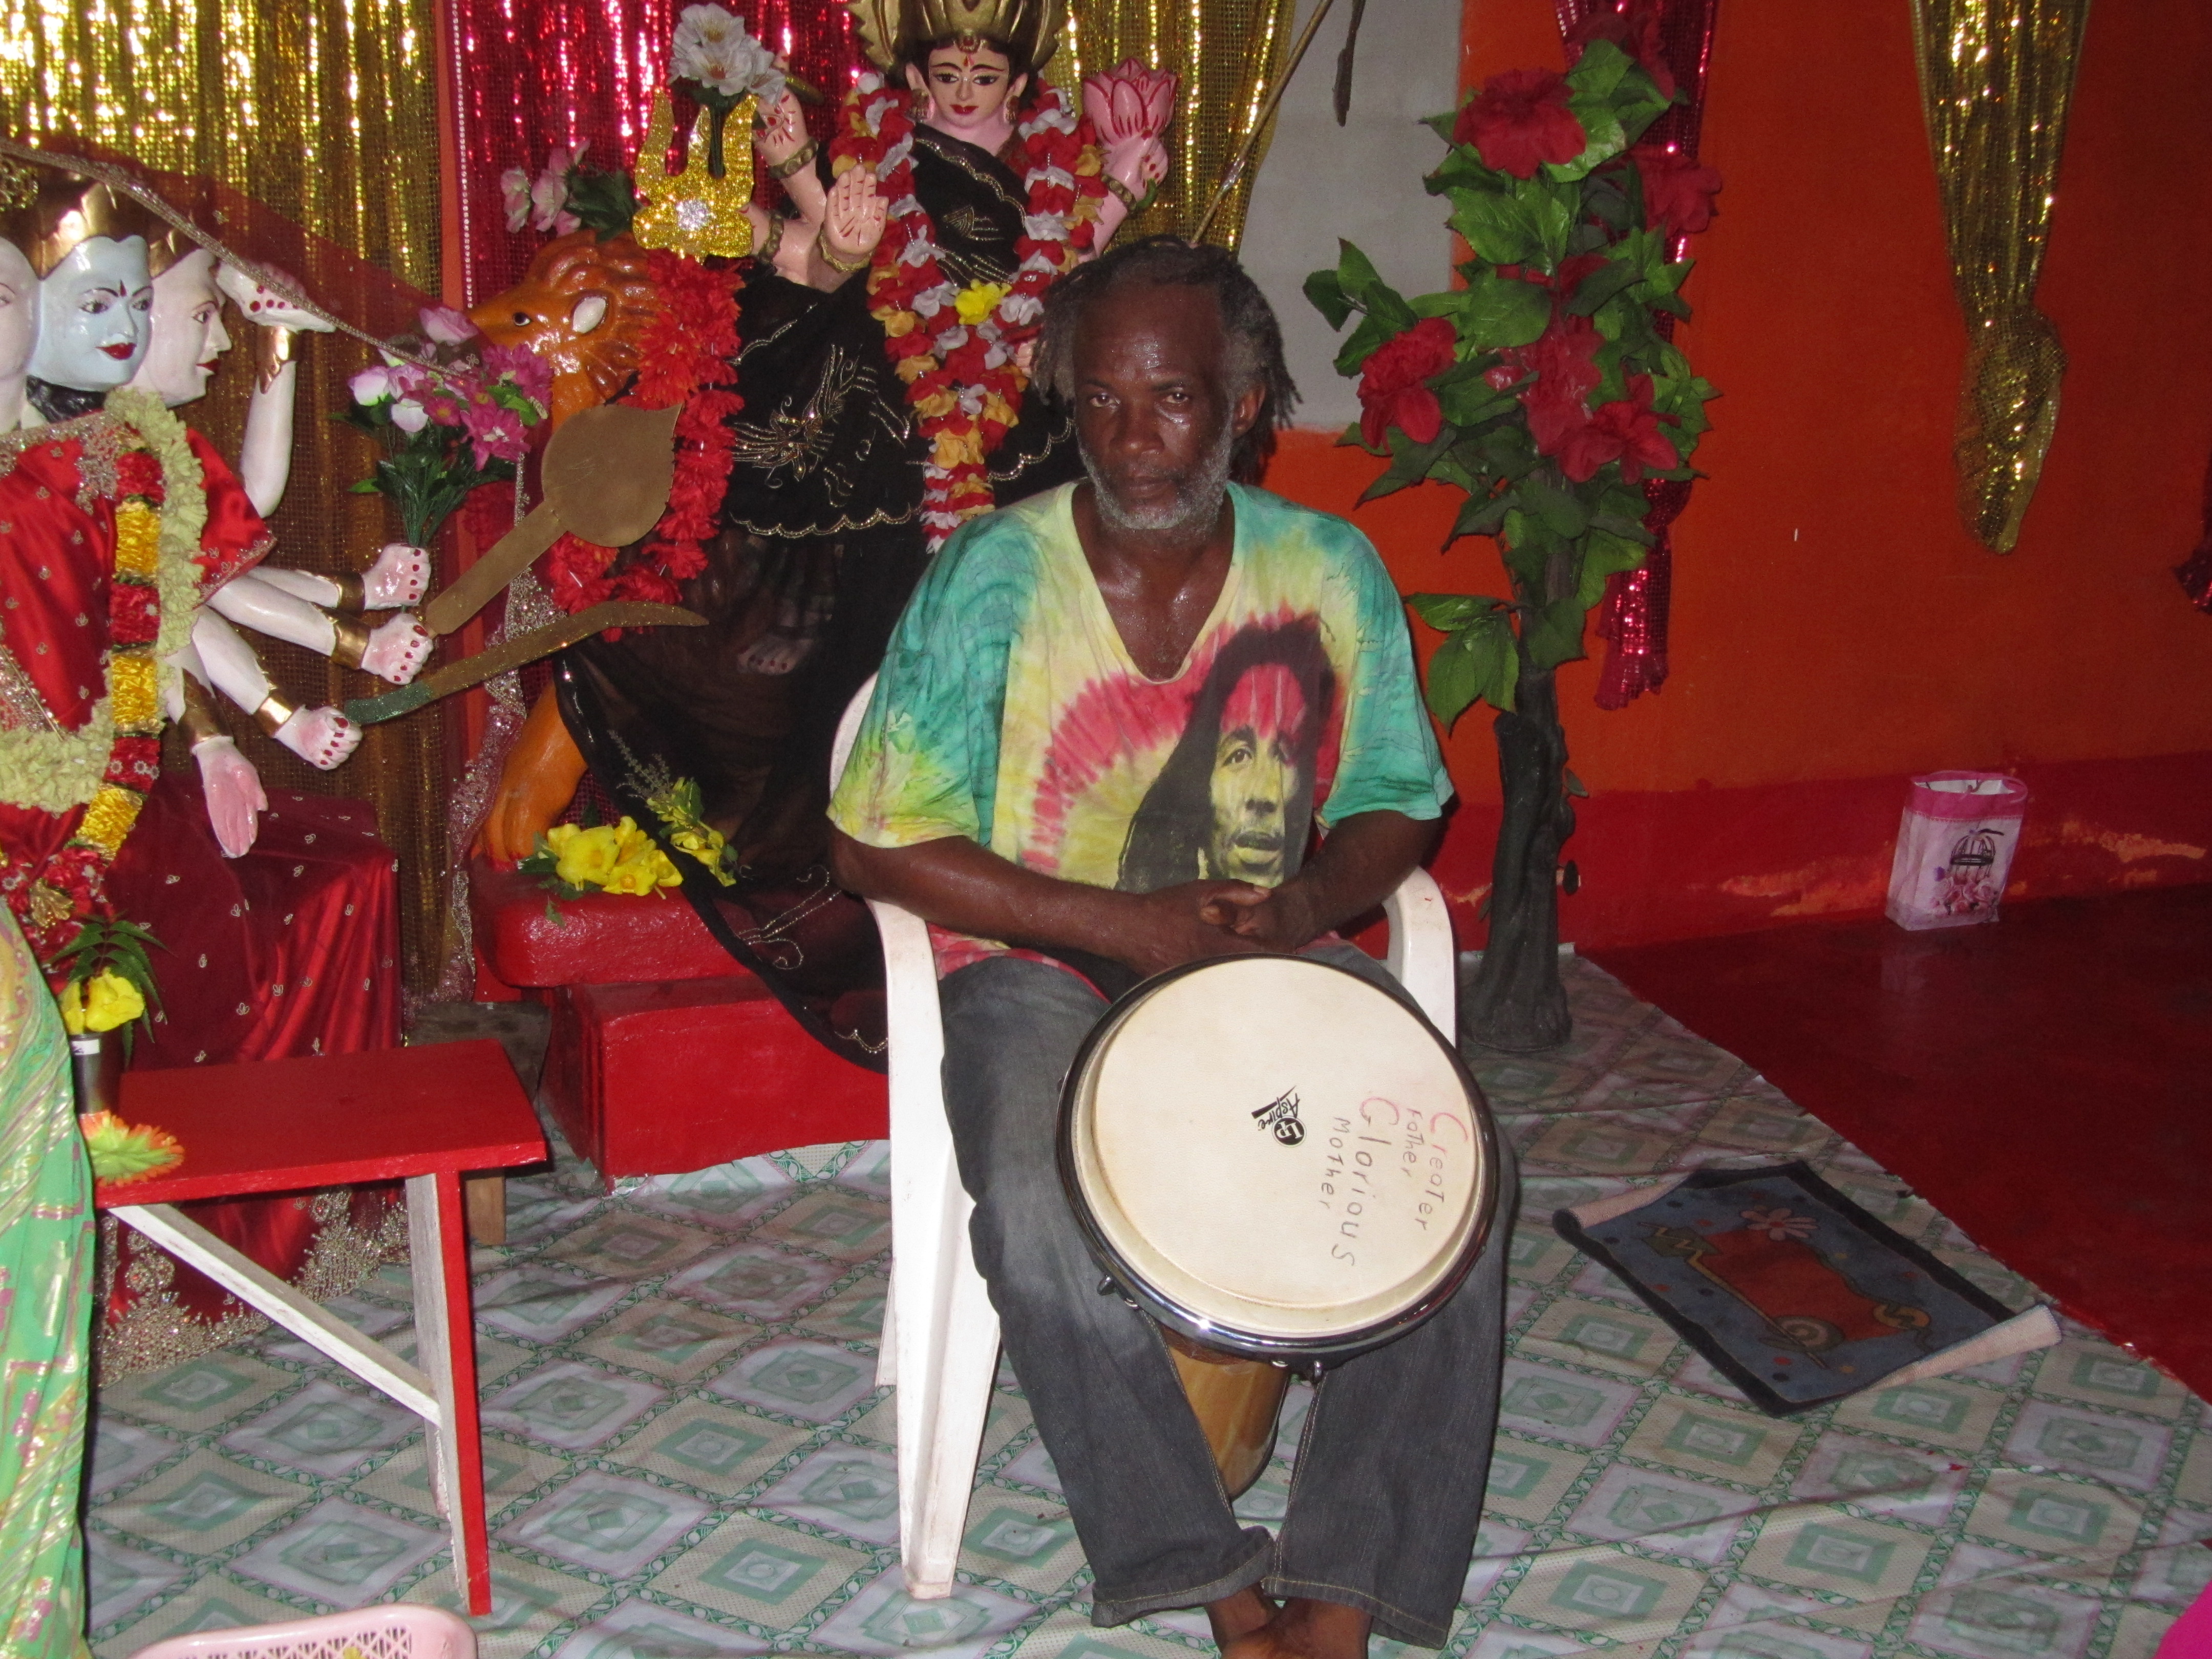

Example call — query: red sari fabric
[0,414,403,1372]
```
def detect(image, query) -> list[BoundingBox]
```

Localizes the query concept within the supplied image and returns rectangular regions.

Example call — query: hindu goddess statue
[480,0,1170,1063]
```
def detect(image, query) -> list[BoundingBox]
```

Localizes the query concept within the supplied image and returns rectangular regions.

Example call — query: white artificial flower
[389,399,430,433]
[499,166,531,233]
[671,4,782,102]
[349,366,397,405]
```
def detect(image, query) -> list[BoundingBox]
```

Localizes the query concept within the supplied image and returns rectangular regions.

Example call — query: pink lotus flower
[1082,59,1177,144]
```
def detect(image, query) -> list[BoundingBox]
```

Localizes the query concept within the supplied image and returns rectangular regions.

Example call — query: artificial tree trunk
[1465,663,1575,1051]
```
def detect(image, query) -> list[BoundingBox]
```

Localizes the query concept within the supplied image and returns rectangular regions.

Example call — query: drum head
[1060,955,1497,1358]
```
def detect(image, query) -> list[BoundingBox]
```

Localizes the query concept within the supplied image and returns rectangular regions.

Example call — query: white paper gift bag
[1885,772,2030,930]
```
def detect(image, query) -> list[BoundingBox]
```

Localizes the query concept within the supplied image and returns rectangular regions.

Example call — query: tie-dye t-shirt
[827,481,1452,968]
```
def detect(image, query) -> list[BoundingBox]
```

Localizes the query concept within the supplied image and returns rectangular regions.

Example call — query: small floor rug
[84,956,2209,1658]
[1554,1163,2052,1415]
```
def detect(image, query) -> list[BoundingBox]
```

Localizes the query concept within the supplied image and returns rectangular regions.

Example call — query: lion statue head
[469,230,662,429]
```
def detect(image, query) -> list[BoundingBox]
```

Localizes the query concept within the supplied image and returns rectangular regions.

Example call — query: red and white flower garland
[540,248,743,614]
[834,76,1109,549]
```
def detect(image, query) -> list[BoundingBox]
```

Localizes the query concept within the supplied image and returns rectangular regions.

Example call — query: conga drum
[1059,954,1500,1495]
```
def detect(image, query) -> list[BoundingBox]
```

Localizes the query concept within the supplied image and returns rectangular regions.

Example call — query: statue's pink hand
[193,736,267,857]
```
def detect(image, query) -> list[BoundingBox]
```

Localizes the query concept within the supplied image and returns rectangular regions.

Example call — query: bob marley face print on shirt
[1117,618,1337,892]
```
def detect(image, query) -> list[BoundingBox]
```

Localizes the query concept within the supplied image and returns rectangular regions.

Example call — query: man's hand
[1117,880,1272,977]
[1197,880,1322,954]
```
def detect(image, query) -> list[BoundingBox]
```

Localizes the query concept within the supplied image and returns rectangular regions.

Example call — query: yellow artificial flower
[57,979,85,1035]
[543,822,580,856]
[981,390,1018,428]
[611,815,652,863]
[77,785,145,854]
[107,654,161,732]
[600,855,660,896]
[932,427,986,471]
[913,386,959,420]
[554,823,623,888]
[82,968,146,1032]
[880,308,920,339]
[111,502,161,577]
[955,281,1009,327]
[670,825,726,867]
[893,353,934,384]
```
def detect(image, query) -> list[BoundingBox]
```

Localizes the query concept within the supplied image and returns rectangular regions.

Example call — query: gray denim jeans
[940,944,1518,1647]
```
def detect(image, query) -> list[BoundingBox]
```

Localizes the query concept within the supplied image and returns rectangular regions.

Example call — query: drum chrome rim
[1056,953,1501,1365]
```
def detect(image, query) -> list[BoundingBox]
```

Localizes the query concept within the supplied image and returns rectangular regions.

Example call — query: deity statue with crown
[0,155,414,1369]
[473,0,1174,1063]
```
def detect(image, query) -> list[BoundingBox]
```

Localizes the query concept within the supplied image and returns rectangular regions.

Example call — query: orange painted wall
[1263,0,2212,944]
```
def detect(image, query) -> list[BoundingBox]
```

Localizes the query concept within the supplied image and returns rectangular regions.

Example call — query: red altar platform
[470,859,885,1181]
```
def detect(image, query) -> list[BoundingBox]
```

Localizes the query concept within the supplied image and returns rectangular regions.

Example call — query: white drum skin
[1059,954,1500,1362]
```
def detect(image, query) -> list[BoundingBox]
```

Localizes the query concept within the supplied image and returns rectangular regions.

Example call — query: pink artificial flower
[419,306,477,346]
[1082,59,1177,143]
[389,399,430,434]
[481,343,555,413]
[349,365,397,406]
[461,400,528,469]
[499,166,532,233]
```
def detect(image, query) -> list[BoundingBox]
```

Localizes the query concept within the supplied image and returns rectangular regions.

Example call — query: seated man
[829,238,1516,1659]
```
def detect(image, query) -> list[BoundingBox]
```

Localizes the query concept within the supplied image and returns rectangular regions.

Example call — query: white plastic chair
[129,1604,475,1659]
[832,673,1458,1598]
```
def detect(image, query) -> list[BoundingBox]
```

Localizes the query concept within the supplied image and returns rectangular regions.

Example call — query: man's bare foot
[1221,1598,1371,1659]
[1203,1586,1274,1651]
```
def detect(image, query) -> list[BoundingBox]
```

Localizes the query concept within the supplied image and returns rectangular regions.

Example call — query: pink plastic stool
[127,1604,475,1659]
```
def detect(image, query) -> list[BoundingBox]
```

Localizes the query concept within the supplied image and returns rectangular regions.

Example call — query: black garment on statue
[555,122,1082,1070]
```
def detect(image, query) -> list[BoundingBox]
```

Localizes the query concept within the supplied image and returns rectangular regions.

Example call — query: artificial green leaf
[1428,146,1496,194]
[1589,511,1656,547]
[1516,175,1578,267]
[1358,426,1456,504]
[1564,253,1645,318]
[1422,626,1482,728]
[1449,189,1537,267]
[1304,267,1352,330]
[1336,239,1386,301]
[1565,770,1589,798]
[1457,269,1551,350]
[1575,527,1647,609]
[347,477,383,494]
[1445,491,1513,545]
[1421,108,1460,143]
[1438,375,1519,430]
[1332,311,1397,377]
[1406,592,1506,632]
[1565,37,1632,100]
[1523,597,1589,670]
[1521,473,1590,539]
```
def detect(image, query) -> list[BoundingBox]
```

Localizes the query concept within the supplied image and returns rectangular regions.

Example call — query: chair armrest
[1382,865,1457,1045]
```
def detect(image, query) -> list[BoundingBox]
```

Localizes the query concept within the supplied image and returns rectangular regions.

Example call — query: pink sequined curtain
[446,0,867,302]
[1552,0,1718,708]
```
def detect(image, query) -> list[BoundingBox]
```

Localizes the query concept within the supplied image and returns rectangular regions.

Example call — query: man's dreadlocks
[1033,236,1300,485]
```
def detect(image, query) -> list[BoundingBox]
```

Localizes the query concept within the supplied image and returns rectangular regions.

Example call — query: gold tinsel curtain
[1909,0,2092,552]
[1062,0,1299,250]
[0,0,455,995]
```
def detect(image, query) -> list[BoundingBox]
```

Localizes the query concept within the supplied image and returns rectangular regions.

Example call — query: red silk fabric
[446,0,870,303]
[1551,0,1719,708]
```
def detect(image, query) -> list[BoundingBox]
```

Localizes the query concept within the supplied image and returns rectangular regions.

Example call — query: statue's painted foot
[363,542,432,608]
[276,706,362,770]
[361,613,433,685]
[736,632,816,675]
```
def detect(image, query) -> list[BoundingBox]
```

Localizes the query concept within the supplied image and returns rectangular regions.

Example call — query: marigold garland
[833,76,1109,550]
[0,392,208,960]
[541,249,743,616]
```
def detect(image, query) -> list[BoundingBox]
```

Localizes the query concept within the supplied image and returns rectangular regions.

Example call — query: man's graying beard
[1081,416,1238,533]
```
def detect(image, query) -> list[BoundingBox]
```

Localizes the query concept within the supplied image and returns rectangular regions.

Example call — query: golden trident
[632,91,758,261]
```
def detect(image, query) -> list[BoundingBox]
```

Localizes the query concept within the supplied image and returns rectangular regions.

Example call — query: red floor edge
[1587,883,2212,1400]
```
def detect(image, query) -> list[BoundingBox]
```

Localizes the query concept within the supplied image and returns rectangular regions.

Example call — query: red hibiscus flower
[1556,375,1678,483]
[1454,68,1587,180]
[1565,0,1677,99]
[1632,145,1722,238]
[1356,317,1457,448]
[1503,315,1604,455]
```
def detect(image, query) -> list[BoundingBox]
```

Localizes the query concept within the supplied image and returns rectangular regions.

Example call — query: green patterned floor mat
[86,957,2210,1658]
